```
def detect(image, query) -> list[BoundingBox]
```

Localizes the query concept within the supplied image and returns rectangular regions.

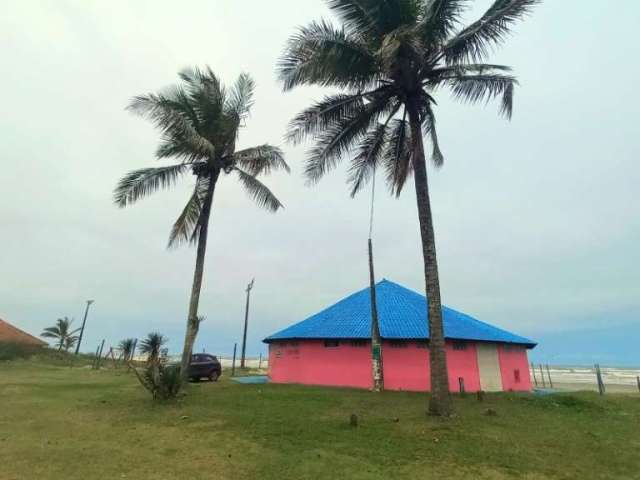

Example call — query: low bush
[131,363,182,401]
[0,342,44,361]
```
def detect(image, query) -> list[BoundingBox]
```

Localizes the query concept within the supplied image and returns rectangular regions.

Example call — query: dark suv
[189,354,222,382]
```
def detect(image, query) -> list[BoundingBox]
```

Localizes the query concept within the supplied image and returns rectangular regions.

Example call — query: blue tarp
[231,375,269,384]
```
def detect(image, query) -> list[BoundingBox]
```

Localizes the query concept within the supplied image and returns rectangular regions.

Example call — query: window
[324,340,340,348]
[289,340,299,347]
[389,340,408,349]
[452,341,467,351]
[514,369,521,383]
[415,341,429,349]
[350,340,367,347]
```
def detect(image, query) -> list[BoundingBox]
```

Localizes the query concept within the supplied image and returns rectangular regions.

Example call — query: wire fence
[530,363,640,394]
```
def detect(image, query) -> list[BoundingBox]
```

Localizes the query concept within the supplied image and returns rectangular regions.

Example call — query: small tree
[130,332,180,400]
[118,338,137,363]
[41,317,79,351]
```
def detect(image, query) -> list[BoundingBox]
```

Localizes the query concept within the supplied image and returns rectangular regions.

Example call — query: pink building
[264,280,535,392]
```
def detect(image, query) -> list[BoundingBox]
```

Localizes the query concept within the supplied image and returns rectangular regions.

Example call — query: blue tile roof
[264,279,536,348]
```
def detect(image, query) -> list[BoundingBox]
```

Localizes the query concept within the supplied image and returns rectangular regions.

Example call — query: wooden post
[92,343,101,369]
[636,376,640,393]
[258,353,262,370]
[458,377,465,396]
[595,364,605,395]
[476,390,485,402]
[240,279,254,369]
[368,239,384,392]
[231,343,237,377]
[109,347,118,368]
[95,339,105,370]
[545,364,553,389]
[539,364,546,388]
[531,362,538,386]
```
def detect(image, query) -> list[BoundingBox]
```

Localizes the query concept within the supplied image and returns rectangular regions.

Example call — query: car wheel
[209,371,219,382]
[192,377,201,383]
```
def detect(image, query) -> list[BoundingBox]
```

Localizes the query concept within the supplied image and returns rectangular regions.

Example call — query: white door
[476,343,503,391]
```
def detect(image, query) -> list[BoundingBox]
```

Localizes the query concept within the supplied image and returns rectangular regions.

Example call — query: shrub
[0,342,44,361]
[0,342,95,366]
[132,363,182,400]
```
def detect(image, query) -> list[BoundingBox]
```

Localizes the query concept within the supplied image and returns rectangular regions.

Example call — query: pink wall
[268,340,372,389]
[268,339,531,392]
[382,340,430,391]
[381,340,481,392]
[497,344,532,391]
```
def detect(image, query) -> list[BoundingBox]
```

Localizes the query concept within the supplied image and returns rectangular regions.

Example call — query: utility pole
[369,239,383,391]
[240,279,254,369]
[75,299,94,355]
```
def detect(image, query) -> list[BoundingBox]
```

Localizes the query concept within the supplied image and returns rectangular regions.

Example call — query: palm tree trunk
[406,99,452,416]
[179,172,219,382]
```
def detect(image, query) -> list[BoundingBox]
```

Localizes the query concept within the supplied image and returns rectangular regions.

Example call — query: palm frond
[40,329,61,339]
[114,163,188,208]
[421,102,444,167]
[427,63,512,82]
[119,338,137,360]
[446,73,517,118]
[347,122,389,197]
[234,168,284,212]
[139,332,167,360]
[286,92,373,145]
[129,91,215,162]
[327,0,420,39]
[303,91,395,184]
[382,111,414,197]
[420,0,468,45]
[444,0,539,64]
[326,0,381,38]
[167,175,211,248]
[231,145,290,176]
[278,20,377,91]
[225,73,255,122]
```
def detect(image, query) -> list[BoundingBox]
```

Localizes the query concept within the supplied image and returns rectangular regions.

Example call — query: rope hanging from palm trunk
[369,170,376,240]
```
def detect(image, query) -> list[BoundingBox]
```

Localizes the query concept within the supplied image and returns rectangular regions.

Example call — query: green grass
[1,361,639,479]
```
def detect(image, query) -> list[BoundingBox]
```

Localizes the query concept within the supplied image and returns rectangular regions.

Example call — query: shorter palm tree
[63,335,78,352]
[118,338,137,363]
[138,332,166,366]
[41,317,79,351]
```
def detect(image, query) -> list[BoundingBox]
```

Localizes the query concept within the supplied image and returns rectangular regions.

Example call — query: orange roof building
[0,318,47,346]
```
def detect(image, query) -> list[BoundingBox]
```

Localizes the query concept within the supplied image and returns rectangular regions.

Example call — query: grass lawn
[1,361,639,479]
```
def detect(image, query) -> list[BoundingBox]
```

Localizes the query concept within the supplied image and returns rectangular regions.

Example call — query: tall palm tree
[278,0,537,416]
[41,317,79,351]
[114,67,290,381]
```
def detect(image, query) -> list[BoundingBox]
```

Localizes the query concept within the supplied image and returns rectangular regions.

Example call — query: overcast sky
[1,1,638,358]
